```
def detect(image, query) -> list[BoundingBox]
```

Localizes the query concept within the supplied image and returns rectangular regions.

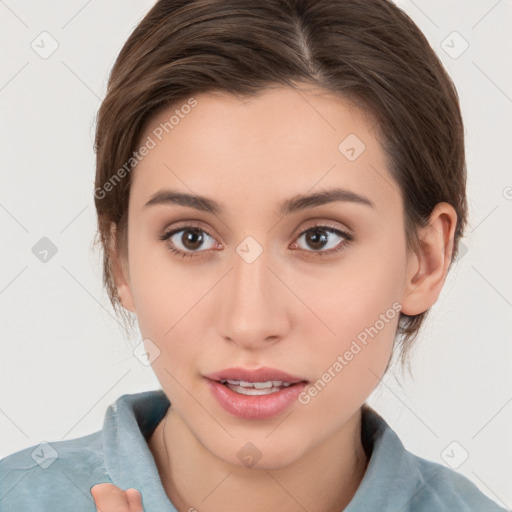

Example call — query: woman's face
[119,85,414,468]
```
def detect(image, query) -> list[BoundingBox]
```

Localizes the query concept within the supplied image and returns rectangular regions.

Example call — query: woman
[1,0,507,510]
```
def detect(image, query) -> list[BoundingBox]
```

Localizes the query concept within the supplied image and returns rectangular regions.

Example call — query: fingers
[91,483,129,512]
[125,488,144,512]
[91,483,143,512]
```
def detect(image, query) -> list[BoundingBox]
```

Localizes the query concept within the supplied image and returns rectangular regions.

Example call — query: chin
[206,434,309,471]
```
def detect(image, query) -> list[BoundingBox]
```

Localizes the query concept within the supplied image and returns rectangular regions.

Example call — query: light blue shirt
[0,389,508,511]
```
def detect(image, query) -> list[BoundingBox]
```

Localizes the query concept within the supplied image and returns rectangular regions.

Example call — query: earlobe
[401,203,457,316]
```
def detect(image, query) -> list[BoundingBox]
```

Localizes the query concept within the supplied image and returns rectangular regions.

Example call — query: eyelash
[158,223,354,259]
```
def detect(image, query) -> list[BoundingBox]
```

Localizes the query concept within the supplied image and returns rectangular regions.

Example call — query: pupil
[183,229,203,250]
[307,229,327,250]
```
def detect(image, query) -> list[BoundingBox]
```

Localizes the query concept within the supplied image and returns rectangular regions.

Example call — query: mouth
[204,367,308,396]
[204,367,309,420]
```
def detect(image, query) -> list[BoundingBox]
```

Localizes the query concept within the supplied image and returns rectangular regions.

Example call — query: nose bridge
[217,238,288,347]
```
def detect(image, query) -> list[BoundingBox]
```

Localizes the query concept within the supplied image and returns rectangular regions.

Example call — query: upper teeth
[220,379,292,388]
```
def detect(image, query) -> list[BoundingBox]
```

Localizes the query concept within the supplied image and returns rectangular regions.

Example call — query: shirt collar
[102,390,423,511]
[346,404,426,511]
[102,389,176,511]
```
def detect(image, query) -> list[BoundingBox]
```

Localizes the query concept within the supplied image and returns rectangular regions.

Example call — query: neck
[149,408,368,512]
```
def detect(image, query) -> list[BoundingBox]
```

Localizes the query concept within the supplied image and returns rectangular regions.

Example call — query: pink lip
[204,367,308,420]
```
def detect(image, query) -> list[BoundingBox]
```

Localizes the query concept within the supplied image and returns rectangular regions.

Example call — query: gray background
[1,0,511,508]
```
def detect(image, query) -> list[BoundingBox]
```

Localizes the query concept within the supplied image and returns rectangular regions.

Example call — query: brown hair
[93,0,467,362]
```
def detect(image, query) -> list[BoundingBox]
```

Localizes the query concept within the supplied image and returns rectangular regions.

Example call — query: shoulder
[406,453,508,511]
[0,390,170,512]
[0,430,110,511]
[354,406,509,512]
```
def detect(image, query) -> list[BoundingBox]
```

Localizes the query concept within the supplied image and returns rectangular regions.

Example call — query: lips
[204,367,309,420]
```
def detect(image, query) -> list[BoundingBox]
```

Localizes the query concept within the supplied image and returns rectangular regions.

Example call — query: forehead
[130,85,400,217]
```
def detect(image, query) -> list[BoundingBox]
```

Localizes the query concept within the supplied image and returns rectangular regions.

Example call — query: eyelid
[295,219,353,239]
[160,220,215,238]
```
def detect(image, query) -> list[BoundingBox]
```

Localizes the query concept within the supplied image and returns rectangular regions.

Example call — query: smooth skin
[92,84,456,512]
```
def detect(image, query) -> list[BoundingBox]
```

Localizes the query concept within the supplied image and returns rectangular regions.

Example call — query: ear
[401,202,457,316]
[109,222,136,313]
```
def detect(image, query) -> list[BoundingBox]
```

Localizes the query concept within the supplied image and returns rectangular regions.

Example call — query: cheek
[291,243,404,397]
[127,230,206,336]
[295,273,400,426]
[127,242,219,386]
[293,249,404,346]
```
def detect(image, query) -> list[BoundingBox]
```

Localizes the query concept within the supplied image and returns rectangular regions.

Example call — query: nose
[217,244,290,350]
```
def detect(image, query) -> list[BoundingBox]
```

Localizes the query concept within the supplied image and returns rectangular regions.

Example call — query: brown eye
[160,227,218,258]
[294,225,353,255]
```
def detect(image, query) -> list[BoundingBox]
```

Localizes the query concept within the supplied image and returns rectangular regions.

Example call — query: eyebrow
[143,187,374,216]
